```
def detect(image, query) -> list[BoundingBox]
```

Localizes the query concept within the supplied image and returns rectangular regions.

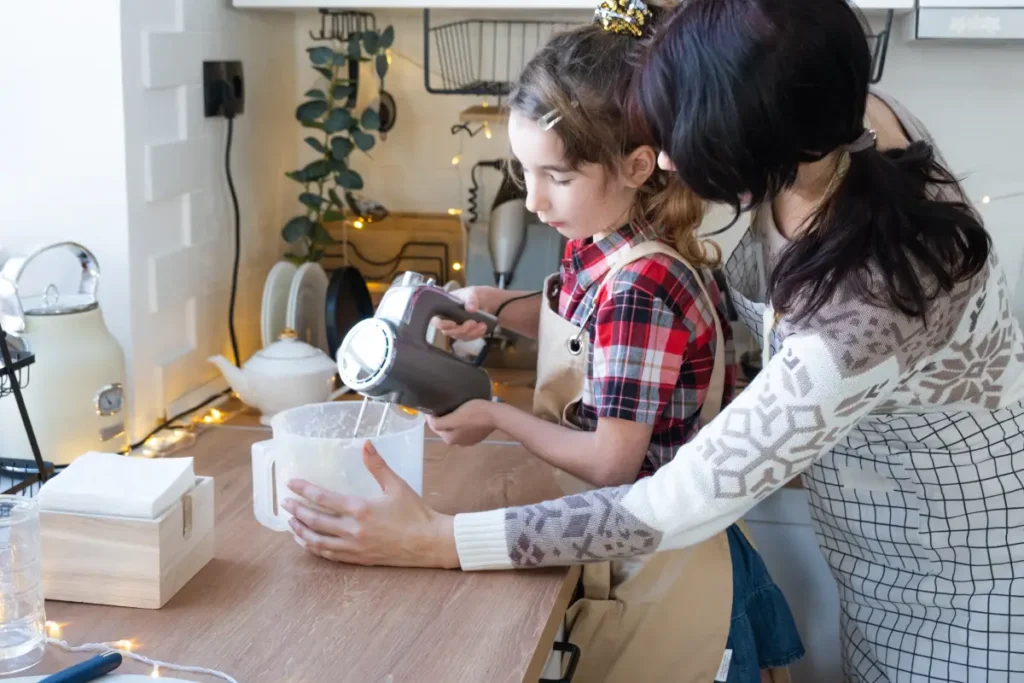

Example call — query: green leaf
[285,169,307,183]
[329,158,347,174]
[363,32,380,54]
[304,136,327,154]
[312,223,338,244]
[282,216,314,242]
[352,130,375,152]
[299,192,324,209]
[323,209,346,222]
[375,53,389,81]
[323,108,352,134]
[348,35,361,59]
[332,50,348,66]
[331,136,354,160]
[379,26,395,49]
[304,89,326,100]
[345,192,362,216]
[283,252,306,265]
[328,188,345,208]
[314,66,333,81]
[302,159,330,181]
[296,100,328,122]
[360,108,380,131]
[332,84,354,101]
[301,120,324,131]
[336,169,364,190]
[307,46,334,65]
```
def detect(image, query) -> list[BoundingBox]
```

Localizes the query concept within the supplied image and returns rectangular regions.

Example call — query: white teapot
[209,328,344,424]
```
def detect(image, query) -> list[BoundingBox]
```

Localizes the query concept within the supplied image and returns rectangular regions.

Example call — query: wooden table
[39,418,578,682]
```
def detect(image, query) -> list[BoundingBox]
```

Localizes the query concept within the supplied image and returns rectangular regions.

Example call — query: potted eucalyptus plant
[282,26,394,264]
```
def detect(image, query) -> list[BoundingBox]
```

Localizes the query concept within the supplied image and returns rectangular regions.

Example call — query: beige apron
[533,240,735,683]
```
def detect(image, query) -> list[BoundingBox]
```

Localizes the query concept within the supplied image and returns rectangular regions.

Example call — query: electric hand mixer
[337,271,519,434]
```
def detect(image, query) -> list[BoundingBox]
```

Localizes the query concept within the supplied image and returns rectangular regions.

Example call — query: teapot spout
[208,355,254,406]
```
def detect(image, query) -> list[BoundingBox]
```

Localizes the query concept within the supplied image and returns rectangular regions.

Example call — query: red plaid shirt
[559,223,737,479]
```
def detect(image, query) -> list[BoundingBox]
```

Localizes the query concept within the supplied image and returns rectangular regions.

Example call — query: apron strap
[586,239,727,426]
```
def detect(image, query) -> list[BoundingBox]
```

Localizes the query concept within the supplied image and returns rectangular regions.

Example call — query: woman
[282,0,1024,680]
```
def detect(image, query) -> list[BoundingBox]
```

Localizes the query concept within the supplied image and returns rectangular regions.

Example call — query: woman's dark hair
[634,0,989,320]
[508,11,717,268]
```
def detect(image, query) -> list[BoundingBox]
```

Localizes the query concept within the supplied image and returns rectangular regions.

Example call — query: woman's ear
[621,146,657,188]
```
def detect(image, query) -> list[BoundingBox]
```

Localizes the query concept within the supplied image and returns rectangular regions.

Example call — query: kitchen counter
[38,422,578,682]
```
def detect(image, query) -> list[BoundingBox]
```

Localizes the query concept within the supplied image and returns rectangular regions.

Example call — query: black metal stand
[0,321,52,496]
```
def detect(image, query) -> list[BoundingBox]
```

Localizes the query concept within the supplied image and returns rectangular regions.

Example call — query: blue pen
[38,652,123,683]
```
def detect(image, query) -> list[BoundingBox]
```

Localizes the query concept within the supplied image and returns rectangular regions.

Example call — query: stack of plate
[260,261,373,360]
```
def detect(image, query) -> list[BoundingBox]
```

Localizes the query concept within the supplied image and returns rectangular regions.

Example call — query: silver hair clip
[538,109,563,131]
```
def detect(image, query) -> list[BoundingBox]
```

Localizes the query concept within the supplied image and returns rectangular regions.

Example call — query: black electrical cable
[471,290,542,368]
[225,114,241,368]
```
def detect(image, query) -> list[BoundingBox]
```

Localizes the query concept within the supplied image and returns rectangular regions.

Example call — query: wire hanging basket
[422,9,894,97]
[422,9,580,96]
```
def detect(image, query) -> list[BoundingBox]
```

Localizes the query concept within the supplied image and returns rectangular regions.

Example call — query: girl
[298,3,802,682]
[284,0,1024,680]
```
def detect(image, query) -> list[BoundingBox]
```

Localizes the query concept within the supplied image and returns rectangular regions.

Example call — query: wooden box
[40,476,215,609]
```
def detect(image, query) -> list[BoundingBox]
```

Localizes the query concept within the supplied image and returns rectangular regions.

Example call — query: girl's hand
[282,442,460,569]
[431,287,495,341]
[427,399,497,447]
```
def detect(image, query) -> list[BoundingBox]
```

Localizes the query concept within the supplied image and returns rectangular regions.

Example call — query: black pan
[325,265,374,360]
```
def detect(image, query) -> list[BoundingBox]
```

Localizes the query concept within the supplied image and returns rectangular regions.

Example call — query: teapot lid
[256,328,327,360]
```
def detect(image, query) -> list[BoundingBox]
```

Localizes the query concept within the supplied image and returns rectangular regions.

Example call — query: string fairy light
[45,622,238,683]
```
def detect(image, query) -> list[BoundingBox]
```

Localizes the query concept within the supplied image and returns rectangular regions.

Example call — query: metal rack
[423,9,894,96]
[0,322,52,496]
[423,9,578,96]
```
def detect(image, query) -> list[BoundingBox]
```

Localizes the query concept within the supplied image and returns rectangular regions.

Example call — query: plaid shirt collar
[566,222,661,292]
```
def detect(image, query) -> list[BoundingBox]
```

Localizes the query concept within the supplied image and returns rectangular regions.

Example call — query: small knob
[278,328,298,340]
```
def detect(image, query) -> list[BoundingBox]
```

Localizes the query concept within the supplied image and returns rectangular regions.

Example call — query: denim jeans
[723,524,806,682]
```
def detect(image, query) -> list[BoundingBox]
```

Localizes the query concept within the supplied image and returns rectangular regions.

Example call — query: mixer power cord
[467,160,504,223]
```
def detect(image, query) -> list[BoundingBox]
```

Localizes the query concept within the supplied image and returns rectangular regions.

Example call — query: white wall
[120,0,296,439]
[0,1,296,444]
[0,2,132,349]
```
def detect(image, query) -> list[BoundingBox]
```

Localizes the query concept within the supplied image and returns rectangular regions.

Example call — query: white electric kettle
[0,243,128,467]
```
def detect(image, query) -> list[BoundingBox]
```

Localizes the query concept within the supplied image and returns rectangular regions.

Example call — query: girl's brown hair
[508,17,718,268]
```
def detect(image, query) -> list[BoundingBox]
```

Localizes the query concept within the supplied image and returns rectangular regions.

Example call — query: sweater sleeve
[454,288,966,570]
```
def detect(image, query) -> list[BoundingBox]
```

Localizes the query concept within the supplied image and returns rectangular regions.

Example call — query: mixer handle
[421,288,503,335]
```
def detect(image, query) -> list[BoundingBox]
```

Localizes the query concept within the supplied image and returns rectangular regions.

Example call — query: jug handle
[252,440,290,532]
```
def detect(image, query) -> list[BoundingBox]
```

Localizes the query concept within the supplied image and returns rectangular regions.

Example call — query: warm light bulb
[385,49,392,65]
[452,262,462,271]
[481,101,489,109]
[447,208,462,216]
[211,408,223,419]
[982,195,991,204]
[483,122,492,139]
[118,640,133,651]
[151,666,160,678]
[353,220,364,230]
[45,621,61,638]
[451,155,461,166]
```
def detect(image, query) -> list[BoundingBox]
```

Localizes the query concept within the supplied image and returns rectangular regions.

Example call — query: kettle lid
[22,286,98,316]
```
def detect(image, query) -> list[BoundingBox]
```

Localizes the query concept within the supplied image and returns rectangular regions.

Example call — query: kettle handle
[0,242,101,325]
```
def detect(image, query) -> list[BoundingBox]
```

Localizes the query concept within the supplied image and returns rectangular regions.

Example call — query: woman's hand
[431,287,496,341]
[282,442,460,569]
[427,399,497,447]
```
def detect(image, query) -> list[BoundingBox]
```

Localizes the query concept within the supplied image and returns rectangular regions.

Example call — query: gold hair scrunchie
[594,0,652,38]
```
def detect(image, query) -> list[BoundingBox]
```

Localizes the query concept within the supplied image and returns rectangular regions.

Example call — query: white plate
[261,260,297,348]
[286,262,330,354]
[11,676,194,682]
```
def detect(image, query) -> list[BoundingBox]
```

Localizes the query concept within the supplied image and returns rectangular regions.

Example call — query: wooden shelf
[459,105,509,124]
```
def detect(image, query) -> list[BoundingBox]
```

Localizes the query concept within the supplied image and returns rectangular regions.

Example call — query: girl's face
[508,111,647,241]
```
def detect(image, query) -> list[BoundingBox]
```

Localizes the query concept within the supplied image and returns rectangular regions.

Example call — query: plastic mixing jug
[252,401,425,532]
